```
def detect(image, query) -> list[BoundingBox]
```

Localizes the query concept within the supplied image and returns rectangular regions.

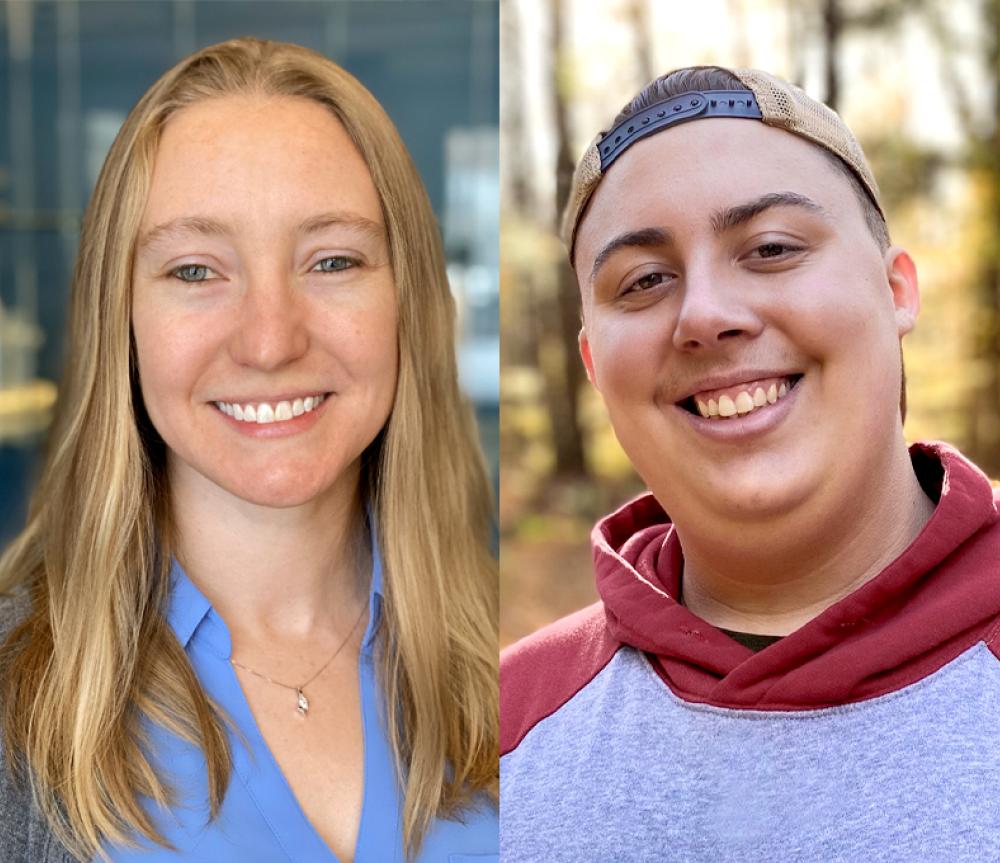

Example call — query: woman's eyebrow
[137,215,228,253]
[137,210,386,253]
[298,211,386,243]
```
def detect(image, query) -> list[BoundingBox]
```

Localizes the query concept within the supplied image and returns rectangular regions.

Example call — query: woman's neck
[167,456,370,642]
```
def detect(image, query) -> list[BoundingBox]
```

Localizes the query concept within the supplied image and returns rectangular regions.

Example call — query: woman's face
[132,94,398,509]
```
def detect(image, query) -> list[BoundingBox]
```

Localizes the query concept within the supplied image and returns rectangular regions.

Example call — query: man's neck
[677,446,936,636]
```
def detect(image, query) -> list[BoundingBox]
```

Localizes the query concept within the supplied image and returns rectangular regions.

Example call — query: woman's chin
[213,466,349,510]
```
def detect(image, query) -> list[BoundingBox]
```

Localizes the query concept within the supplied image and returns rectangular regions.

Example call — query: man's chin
[647,461,818,526]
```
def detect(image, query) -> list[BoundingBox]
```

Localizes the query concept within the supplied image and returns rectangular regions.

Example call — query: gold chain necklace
[230,603,368,718]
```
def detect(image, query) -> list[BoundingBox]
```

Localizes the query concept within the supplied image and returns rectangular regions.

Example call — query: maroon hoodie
[502,440,1000,746]
[501,442,1000,862]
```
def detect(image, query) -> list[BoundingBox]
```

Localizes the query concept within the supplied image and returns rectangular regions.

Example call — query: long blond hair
[0,37,497,861]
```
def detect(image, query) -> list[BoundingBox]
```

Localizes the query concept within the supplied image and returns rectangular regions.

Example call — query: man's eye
[753,242,802,259]
[313,256,358,273]
[170,264,216,282]
[623,271,671,295]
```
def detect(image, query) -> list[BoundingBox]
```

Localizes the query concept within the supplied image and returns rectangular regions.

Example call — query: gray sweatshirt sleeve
[0,586,77,863]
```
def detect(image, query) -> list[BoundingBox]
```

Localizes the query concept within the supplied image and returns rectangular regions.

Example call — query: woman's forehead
[141,94,382,233]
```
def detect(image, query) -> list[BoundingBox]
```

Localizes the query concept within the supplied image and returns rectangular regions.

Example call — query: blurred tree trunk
[920,0,1000,473]
[501,0,531,217]
[543,0,588,477]
[821,0,842,110]
[824,0,913,109]
[967,0,1000,475]
[726,0,751,68]
[625,0,654,86]
[829,0,998,472]
[499,0,537,372]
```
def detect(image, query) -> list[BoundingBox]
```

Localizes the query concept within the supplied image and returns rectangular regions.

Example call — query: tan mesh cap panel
[560,137,602,250]
[733,69,883,218]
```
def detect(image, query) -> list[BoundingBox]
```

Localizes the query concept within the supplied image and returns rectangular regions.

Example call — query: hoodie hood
[592,441,1000,710]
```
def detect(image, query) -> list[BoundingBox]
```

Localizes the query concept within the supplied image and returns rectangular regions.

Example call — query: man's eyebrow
[590,227,673,282]
[136,210,386,252]
[710,191,829,234]
[588,192,829,283]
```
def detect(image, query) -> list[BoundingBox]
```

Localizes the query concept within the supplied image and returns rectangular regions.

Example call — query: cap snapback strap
[598,89,762,171]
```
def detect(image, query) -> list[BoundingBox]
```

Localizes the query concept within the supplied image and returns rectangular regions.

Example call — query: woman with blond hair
[0,37,497,863]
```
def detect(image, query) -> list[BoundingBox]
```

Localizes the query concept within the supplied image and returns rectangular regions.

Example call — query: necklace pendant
[296,689,309,718]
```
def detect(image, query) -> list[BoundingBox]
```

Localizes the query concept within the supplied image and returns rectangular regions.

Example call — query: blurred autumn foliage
[500,0,1000,647]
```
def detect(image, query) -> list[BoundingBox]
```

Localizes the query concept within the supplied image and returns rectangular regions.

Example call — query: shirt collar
[166,515,386,658]
[361,516,384,650]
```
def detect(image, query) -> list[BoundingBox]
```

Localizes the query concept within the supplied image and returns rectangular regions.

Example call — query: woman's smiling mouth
[213,392,329,425]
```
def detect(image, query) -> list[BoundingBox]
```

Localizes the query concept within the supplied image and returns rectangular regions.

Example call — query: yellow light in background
[0,380,57,443]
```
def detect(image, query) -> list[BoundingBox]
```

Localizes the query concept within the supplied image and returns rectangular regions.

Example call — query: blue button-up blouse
[98,539,498,862]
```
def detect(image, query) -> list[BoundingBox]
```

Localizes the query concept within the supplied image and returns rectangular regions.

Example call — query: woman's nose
[229,276,310,370]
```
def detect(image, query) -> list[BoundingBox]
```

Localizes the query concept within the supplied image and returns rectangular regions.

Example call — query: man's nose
[229,274,309,370]
[671,260,764,351]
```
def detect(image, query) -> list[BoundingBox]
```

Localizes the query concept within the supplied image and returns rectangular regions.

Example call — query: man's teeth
[695,381,791,420]
[215,394,326,425]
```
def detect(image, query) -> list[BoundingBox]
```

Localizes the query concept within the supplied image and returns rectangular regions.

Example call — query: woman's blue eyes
[168,257,358,283]
[312,256,356,273]
[171,263,214,282]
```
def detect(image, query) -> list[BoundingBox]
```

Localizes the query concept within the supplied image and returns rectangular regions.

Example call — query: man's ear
[579,327,597,389]
[885,246,920,338]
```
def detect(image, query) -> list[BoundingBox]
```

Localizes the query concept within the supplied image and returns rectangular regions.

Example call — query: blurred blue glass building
[0,0,499,545]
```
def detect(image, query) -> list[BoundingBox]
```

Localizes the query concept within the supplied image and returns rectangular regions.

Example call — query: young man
[500,66,1000,862]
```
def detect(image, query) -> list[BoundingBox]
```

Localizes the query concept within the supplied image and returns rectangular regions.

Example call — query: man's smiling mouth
[678,374,803,420]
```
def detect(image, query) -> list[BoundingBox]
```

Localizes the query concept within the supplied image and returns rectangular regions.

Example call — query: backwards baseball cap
[561,67,884,254]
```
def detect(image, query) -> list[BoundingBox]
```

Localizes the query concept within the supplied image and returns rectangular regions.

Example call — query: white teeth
[692,378,796,420]
[734,391,754,415]
[216,394,326,425]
